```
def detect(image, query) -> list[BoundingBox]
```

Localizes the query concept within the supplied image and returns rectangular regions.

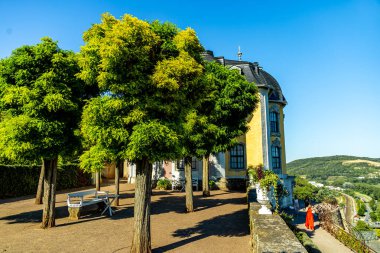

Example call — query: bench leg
[68,207,81,220]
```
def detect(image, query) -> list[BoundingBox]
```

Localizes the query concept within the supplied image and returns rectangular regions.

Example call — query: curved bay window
[177,157,197,171]
[230,144,245,170]
[270,111,279,133]
[271,146,282,174]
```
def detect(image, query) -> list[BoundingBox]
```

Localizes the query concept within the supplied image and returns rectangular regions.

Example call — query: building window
[177,157,197,170]
[230,144,244,170]
[271,146,281,173]
[270,111,279,133]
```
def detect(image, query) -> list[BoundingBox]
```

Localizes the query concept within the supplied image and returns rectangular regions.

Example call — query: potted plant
[247,164,263,187]
[248,164,279,214]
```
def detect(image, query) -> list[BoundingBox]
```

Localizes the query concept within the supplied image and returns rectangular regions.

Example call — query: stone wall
[248,189,307,253]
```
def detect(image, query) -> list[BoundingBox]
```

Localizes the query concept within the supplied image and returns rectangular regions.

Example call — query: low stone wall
[248,189,307,253]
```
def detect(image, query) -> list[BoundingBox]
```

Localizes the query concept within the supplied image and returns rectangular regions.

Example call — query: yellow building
[210,56,288,176]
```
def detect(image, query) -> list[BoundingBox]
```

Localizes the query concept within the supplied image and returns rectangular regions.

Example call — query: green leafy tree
[196,62,258,197]
[370,211,377,221]
[0,38,87,228]
[293,177,318,202]
[79,96,129,203]
[356,220,371,231]
[179,60,258,211]
[315,187,339,203]
[78,13,206,252]
[357,199,366,216]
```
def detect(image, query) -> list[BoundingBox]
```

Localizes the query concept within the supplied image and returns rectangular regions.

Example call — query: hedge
[0,164,92,198]
[296,231,321,253]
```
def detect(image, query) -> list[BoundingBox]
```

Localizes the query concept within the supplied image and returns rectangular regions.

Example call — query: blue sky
[1,0,379,162]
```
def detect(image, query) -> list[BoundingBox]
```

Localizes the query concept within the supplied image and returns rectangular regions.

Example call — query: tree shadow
[150,192,246,215]
[0,205,69,224]
[0,201,134,225]
[153,209,249,252]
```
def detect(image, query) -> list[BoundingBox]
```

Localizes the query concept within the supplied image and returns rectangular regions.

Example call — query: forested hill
[287,155,380,185]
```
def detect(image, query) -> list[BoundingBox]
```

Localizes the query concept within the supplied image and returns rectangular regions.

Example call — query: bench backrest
[67,190,97,198]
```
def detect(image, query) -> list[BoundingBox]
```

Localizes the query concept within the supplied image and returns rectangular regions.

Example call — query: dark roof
[202,51,287,105]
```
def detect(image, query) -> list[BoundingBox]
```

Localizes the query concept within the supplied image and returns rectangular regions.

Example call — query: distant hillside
[287,155,380,185]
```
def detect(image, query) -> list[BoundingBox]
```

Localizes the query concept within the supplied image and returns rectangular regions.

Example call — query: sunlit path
[293,210,352,253]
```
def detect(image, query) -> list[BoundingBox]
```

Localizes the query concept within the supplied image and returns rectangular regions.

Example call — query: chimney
[253,62,260,74]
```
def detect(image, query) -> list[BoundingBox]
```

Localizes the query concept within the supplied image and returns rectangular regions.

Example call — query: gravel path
[0,182,249,253]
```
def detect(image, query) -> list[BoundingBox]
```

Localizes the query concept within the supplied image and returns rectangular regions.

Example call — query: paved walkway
[293,209,353,253]
[0,182,249,253]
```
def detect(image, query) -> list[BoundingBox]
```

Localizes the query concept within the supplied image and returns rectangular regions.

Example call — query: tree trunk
[96,170,100,191]
[202,155,210,197]
[41,158,58,229]
[184,156,194,212]
[35,161,45,204]
[114,160,121,206]
[130,158,152,253]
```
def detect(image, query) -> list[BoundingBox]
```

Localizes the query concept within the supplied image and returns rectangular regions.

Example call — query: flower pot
[256,183,272,214]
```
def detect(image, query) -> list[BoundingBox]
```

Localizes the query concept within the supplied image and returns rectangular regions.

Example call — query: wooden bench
[67,190,109,220]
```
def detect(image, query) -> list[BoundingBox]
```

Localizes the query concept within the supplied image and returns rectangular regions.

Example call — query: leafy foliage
[293,177,318,201]
[78,14,207,169]
[315,187,339,203]
[357,199,366,216]
[181,61,258,158]
[296,231,321,253]
[248,164,264,182]
[356,220,372,231]
[156,178,172,190]
[0,37,87,161]
[209,180,217,190]
[331,227,372,253]
[259,170,279,190]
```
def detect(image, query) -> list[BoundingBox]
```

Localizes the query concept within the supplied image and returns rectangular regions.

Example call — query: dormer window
[270,111,279,133]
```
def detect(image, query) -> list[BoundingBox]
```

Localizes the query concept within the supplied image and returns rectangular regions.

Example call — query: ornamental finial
[238,46,242,61]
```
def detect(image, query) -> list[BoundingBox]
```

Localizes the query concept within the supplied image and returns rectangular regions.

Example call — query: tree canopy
[78,14,206,169]
[293,177,318,201]
[0,37,85,161]
[191,61,259,155]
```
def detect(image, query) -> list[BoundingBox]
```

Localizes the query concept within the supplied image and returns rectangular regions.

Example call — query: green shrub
[356,220,372,231]
[375,229,380,237]
[0,164,92,198]
[333,227,370,252]
[296,231,321,253]
[156,178,172,190]
[370,212,378,221]
[209,180,217,190]
[357,199,366,216]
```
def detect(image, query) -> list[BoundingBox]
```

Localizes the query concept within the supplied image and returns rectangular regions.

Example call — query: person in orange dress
[305,204,315,230]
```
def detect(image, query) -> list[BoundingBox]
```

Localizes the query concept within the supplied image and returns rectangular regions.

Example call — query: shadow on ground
[153,209,249,252]
[0,189,246,231]
[151,191,246,215]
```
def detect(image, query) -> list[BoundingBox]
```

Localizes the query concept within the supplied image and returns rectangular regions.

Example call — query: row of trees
[0,13,258,252]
